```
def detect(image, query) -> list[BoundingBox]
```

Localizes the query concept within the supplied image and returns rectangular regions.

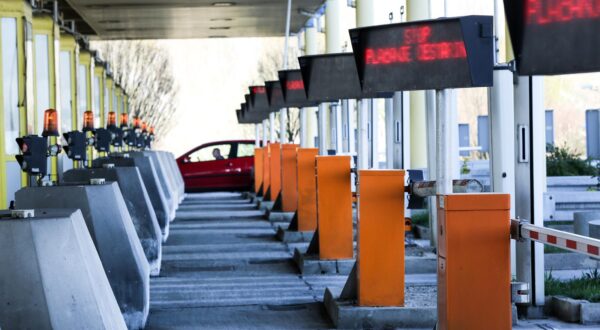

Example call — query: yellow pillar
[77,49,93,130]
[0,0,33,207]
[59,32,78,132]
[406,0,429,169]
[33,13,59,182]
[94,59,105,127]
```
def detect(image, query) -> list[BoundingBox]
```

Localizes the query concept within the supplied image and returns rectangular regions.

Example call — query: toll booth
[0,0,33,208]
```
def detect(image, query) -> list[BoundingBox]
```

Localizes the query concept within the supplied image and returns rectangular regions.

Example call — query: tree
[90,40,178,141]
[251,42,301,143]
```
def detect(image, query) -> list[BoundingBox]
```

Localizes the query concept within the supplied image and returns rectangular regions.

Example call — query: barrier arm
[511,219,600,259]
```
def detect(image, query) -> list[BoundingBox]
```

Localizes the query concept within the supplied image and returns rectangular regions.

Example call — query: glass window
[237,143,255,158]
[2,18,19,154]
[188,144,232,162]
[113,92,117,115]
[93,75,101,127]
[104,85,109,118]
[34,34,50,135]
[77,64,87,130]
[59,51,72,132]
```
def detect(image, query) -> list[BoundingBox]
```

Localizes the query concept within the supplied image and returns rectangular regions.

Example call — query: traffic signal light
[94,128,112,152]
[15,135,48,175]
[62,131,86,161]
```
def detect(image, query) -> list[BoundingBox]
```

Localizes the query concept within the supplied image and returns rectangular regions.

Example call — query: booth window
[104,84,109,120]
[93,75,101,127]
[34,34,50,135]
[77,64,87,130]
[2,18,19,154]
[59,51,73,132]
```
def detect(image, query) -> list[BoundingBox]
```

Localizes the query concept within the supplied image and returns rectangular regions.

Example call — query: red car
[177,140,255,192]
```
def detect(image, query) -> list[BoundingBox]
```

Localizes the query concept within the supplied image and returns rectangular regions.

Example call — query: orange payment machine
[437,193,511,330]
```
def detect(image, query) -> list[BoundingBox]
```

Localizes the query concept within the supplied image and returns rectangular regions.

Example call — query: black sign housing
[349,16,494,93]
[278,70,319,107]
[504,0,600,75]
[298,53,386,102]
[265,81,286,110]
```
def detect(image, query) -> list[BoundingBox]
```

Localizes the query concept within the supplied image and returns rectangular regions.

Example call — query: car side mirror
[182,157,191,163]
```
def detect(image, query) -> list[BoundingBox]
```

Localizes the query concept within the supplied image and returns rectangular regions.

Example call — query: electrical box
[437,193,511,330]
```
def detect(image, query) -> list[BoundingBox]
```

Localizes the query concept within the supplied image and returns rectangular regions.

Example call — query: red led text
[252,86,266,94]
[365,25,467,66]
[286,80,304,90]
[526,0,600,25]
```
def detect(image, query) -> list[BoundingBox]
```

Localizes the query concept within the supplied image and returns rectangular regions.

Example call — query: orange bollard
[437,193,511,330]
[358,170,405,307]
[296,148,319,231]
[269,143,281,202]
[280,144,299,212]
[254,148,263,195]
[262,146,271,199]
[316,156,353,260]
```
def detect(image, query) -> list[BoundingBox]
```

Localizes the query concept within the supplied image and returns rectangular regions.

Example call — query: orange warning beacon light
[42,109,59,137]
[82,110,95,132]
[141,121,148,133]
[120,113,129,128]
[107,111,117,129]
[133,117,141,130]
[149,127,155,136]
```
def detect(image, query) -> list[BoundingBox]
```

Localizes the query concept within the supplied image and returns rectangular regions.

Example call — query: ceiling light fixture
[210,18,233,21]
[212,2,235,6]
[209,26,231,30]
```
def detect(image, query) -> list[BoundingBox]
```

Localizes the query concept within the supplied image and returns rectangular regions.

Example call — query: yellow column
[0,0,33,207]
[60,32,78,132]
[407,0,429,169]
[32,13,59,182]
[94,60,105,127]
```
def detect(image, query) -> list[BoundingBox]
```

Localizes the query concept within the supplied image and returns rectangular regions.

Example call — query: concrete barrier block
[581,302,600,324]
[574,212,600,236]
[127,152,178,219]
[0,209,126,329]
[63,168,163,276]
[94,156,171,241]
[15,184,150,329]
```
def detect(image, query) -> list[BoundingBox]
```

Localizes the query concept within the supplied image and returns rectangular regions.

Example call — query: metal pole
[255,124,260,147]
[385,98,394,169]
[334,102,342,153]
[318,104,328,155]
[492,0,516,276]
[515,76,546,308]
[341,100,350,153]
[262,119,268,146]
[393,91,409,169]
[370,99,379,168]
[356,0,376,169]
[435,89,454,195]
[279,0,292,144]
[280,109,287,143]
[269,112,276,143]
[348,99,357,155]
[357,100,369,169]
[407,0,430,170]
[303,18,319,148]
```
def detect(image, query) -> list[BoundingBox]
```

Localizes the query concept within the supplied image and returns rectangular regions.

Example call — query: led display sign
[278,70,319,107]
[265,81,286,109]
[249,85,270,110]
[505,0,600,75]
[349,16,494,93]
[298,53,385,102]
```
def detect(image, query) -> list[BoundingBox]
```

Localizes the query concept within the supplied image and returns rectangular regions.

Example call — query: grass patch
[410,212,429,228]
[545,245,571,254]
[546,269,600,302]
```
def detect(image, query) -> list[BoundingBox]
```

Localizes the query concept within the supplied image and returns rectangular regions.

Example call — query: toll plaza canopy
[60,0,323,39]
